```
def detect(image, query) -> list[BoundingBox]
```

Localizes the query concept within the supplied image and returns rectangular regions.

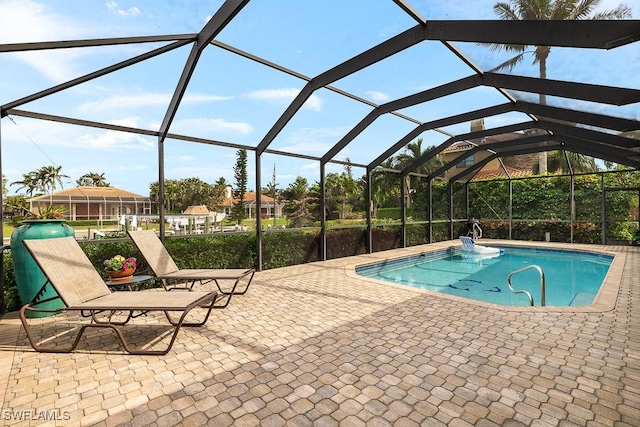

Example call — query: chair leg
[20,300,213,355]
[214,270,255,296]
[164,295,217,326]
[20,305,91,354]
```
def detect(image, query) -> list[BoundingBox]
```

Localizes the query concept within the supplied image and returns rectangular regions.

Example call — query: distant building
[221,186,283,220]
[440,119,535,181]
[27,186,153,220]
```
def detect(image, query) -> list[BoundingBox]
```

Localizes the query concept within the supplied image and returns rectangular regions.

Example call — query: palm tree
[541,151,598,174]
[394,138,443,207]
[35,165,69,195]
[10,172,39,197]
[370,159,400,217]
[77,172,110,187]
[490,0,632,173]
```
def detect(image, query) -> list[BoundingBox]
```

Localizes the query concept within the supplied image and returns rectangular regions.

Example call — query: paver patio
[0,240,638,426]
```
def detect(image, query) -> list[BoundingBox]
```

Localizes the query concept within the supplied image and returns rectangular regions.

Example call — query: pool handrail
[507,264,546,306]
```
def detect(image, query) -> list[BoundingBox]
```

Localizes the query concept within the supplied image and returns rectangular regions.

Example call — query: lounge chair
[20,236,221,355]
[127,230,254,305]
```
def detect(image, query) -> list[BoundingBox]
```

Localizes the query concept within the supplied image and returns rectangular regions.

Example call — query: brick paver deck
[0,240,638,426]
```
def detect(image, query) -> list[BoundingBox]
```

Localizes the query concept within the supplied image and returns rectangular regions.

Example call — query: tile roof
[222,192,276,207]
[28,186,148,201]
[472,165,532,180]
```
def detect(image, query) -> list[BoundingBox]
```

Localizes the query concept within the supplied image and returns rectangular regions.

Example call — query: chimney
[470,118,485,133]
[225,186,233,199]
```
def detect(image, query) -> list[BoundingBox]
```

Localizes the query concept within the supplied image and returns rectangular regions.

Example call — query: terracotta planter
[106,268,136,282]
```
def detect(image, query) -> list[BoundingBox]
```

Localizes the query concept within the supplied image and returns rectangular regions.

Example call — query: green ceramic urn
[10,219,75,317]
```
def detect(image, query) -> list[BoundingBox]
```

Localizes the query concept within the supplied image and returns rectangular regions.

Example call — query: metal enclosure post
[255,152,263,271]
[570,174,575,243]
[366,170,373,253]
[601,173,606,245]
[401,175,407,248]
[427,180,433,243]
[320,162,326,261]
[508,179,513,240]
[158,138,165,241]
[448,182,454,240]
[465,182,470,223]
[0,121,4,313]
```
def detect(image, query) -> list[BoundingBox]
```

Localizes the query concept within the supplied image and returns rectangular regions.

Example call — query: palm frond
[488,51,529,72]
[493,2,520,19]
[591,4,632,19]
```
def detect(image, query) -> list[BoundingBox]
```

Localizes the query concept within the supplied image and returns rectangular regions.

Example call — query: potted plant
[103,255,137,282]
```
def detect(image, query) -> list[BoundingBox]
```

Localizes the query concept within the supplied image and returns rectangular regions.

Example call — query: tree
[282,176,315,228]
[77,172,110,187]
[394,138,443,207]
[35,165,69,196]
[490,0,632,173]
[150,177,224,214]
[541,151,598,174]
[10,172,40,197]
[370,159,401,217]
[231,149,248,224]
[264,164,279,200]
[325,164,359,220]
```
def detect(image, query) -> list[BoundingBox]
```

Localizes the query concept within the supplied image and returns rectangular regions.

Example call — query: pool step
[569,292,596,306]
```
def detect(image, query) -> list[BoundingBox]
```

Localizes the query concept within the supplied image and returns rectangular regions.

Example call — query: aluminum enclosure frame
[1,0,639,273]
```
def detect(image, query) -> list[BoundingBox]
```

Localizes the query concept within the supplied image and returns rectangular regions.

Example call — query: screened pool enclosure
[1,1,639,271]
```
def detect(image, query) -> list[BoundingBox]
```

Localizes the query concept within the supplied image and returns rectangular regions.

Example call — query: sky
[1,0,638,197]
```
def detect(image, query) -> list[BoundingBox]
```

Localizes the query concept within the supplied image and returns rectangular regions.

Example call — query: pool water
[356,247,613,307]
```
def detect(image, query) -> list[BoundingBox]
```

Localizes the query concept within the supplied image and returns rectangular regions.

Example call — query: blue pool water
[356,247,613,307]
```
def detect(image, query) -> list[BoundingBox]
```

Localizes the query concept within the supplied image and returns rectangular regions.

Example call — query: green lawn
[3,224,17,240]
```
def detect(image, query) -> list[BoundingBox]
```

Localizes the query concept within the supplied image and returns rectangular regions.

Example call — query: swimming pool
[356,246,613,307]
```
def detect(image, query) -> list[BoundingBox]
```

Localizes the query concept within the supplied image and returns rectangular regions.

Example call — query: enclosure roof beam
[5,109,366,168]
[448,134,640,183]
[0,34,197,52]
[399,121,539,176]
[423,20,640,49]
[536,120,640,149]
[158,0,249,143]
[1,40,192,117]
[427,134,549,180]
[256,24,431,155]
[553,136,640,169]
[392,0,425,24]
[483,73,640,106]
[448,142,563,183]
[322,70,639,165]
[515,101,640,132]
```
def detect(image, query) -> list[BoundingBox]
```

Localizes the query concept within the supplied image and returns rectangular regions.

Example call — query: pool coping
[345,239,624,313]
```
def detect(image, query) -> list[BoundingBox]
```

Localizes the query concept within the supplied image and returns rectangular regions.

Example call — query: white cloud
[77,92,232,112]
[160,117,253,135]
[246,88,322,111]
[105,116,142,128]
[366,90,389,103]
[0,0,90,82]
[75,130,154,150]
[276,125,352,155]
[105,1,141,17]
[178,155,195,161]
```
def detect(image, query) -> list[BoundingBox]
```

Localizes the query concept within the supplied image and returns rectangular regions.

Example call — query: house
[440,119,535,181]
[220,186,283,220]
[27,186,154,221]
